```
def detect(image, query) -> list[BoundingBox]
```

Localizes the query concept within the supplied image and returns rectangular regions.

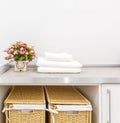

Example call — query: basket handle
[46,108,58,114]
[51,113,55,123]
[5,110,11,123]
[46,108,58,123]
[2,107,13,113]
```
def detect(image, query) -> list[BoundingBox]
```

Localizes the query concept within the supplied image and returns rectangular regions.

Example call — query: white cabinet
[102,84,120,123]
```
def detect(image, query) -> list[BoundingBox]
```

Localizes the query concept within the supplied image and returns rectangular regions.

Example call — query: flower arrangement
[4,41,36,64]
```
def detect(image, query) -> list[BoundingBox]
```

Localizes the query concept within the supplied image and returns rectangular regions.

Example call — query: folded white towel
[44,52,73,61]
[36,57,82,68]
[37,67,82,73]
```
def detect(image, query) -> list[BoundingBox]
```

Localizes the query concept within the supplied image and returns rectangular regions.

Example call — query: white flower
[14,51,18,55]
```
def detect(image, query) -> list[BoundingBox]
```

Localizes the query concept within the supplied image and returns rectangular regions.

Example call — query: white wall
[0,0,120,65]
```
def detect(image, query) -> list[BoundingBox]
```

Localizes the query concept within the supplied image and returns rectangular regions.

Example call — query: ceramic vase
[15,61,26,72]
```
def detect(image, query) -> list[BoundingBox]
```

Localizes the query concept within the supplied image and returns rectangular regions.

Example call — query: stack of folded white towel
[36,52,82,73]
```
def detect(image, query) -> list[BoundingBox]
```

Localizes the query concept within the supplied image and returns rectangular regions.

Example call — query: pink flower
[19,50,25,55]
[25,60,29,64]
[21,43,27,48]
[5,42,36,63]
[10,54,14,58]
[20,47,24,51]
[10,59,14,62]
[7,50,12,54]
[5,57,9,60]
[7,48,14,54]
[10,48,14,52]
[29,50,35,55]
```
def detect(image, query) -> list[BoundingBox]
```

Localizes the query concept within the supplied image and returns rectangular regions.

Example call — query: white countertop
[0,66,120,85]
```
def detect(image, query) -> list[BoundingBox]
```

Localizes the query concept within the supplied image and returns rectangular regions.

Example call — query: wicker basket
[4,86,45,123]
[45,86,92,123]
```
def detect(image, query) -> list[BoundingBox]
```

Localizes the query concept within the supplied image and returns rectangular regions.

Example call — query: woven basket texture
[5,86,45,104]
[45,86,91,104]
[45,86,92,123]
[5,86,45,123]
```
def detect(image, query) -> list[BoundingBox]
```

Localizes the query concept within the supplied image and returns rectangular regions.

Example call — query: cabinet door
[102,84,120,123]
